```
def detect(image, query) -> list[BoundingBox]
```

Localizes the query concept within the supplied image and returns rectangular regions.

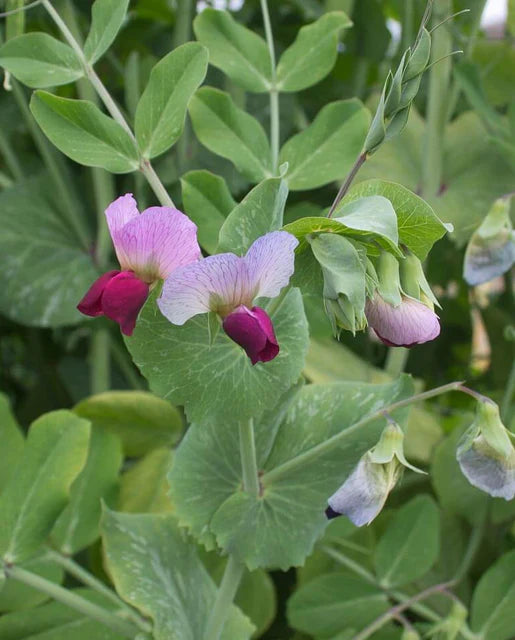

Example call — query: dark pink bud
[222,305,279,365]
[77,270,149,336]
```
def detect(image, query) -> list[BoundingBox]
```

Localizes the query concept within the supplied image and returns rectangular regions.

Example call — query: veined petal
[158,253,251,325]
[245,231,298,299]
[113,207,201,280]
[105,194,139,267]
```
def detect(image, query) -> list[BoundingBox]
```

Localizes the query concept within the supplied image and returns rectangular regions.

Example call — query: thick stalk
[46,550,151,633]
[203,556,245,640]
[384,347,409,378]
[110,339,145,390]
[260,0,279,172]
[173,0,193,173]
[239,418,260,496]
[327,151,367,218]
[4,564,138,638]
[262,381,463,484]
[90,329,110,394]
[401,0,414,54]
[421,0,452,198]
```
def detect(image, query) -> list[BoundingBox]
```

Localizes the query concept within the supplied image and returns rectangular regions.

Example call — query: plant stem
[239,418,260,496]
[90,329,110,394]
[41,0,175,208]
[401,0,414,53]
[421,0,452,198]
[501,359,515,422]
[4,564,138,638]
[260,0,279,173]
[110,339,145,390]
[173,0,193,173]
[327,151,367,218]
[46,550,152,633]
[384,347,409,378]
[453,519,485,583]
[204,555,245,640]
[262,381,463,484]
[0,128,23,180]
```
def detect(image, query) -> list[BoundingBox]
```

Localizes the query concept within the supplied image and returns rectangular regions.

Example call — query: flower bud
[222,305,279,365]
[463,196,515,286]
[457,399,515,500]
[326,422,423,526]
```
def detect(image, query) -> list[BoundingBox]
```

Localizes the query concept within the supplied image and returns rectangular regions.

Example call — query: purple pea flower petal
[77,270,120,317]
[223,305,279,364]
[365,293,440,347]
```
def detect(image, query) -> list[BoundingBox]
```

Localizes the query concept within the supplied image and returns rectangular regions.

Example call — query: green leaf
[74,390,183,457]
[374,495,440,588]
[287,574,389,637]
[193,8,271,92]
[343,179,451,260]
[135,43,208,158]
[276,12,352,92]
[181,170,236,254]
[119,448,174,514]
[0,554,63,613]
[0,179,99,328]
[0,33,83,88]
[51,426,122,555]
[170,377,413,568]
[30,92,139,173]
[0,410,90,563]
[280,100,370,191]
[189,87,272,182]
[0,393,24,493]
[218,177,288,254]
[471,550,515,640]
[126,287,309,425]
[84,0,130,64]
[101,510,254,640]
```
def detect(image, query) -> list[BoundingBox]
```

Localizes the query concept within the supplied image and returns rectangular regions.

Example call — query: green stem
[453,519,485,584]
[260,0,279,172]
[239,418,260,496]
[401,0,414,54]
[204,555,245,640]
[262,381,463,484]
[421,0,452,198]
[140,159,175,207]
[90,329,110,394]
[352,57,369,100]
[0,128,23,180]
[384,347,409,378]
[4,564,138,638]
[46,550,151,633]
[173,0,193,173]
[110,339,145,390]
[10,79,91,250]
[501,358,515,423]
[327,151,368,218]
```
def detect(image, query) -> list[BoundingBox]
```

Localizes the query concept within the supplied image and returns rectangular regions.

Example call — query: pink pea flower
[365,293,440,347]
[78,194,201,336]
[157,231,298,364]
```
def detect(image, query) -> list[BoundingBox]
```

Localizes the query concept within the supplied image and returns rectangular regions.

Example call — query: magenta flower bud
[77,194,201,335]
[78,270,149,336]
[222,305,279,365]
[365,293,440,347]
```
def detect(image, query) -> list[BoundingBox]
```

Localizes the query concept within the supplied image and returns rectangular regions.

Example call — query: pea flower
[326,421,424,526]
[157,231,298,364]
[78,194,201,336]
[365,251,440,347]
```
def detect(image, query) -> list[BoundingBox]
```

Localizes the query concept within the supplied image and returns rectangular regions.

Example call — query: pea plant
[0,1,514,639]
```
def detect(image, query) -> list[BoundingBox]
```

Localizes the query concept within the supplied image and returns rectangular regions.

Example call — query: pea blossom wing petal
[105,194,139,267]
[114,207,201,280]
[158,253,251,325]
[245,231,298,299]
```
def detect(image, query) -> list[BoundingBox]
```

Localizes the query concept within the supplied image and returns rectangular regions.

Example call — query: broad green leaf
[170,377,413,568]
[74,390,182,457]
[30,92,139,173]
[218,177,288,254]
[374,495,440,588]
[0,554,63,613]
[194,8,271,92]
[101,510,254,640]
[189,87,273,182]
[0,589,126,639]
[51,427,122,554]
[0,179,99,328]
[343,179,451,260]
[0,33,83,88]
[287,574,389,637]
[0,393,24,493]
[276,12,352,92]
[471,550,515,640]
[135,43,208,158]
[126,287,309,425]
[119,448,174,513]
[280,100,370,190]
[181,170,236,254]
[0,410,90,563]
[84,0,130,64]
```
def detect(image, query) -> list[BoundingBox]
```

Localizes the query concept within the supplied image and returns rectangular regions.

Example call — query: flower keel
[222,306,279,365]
